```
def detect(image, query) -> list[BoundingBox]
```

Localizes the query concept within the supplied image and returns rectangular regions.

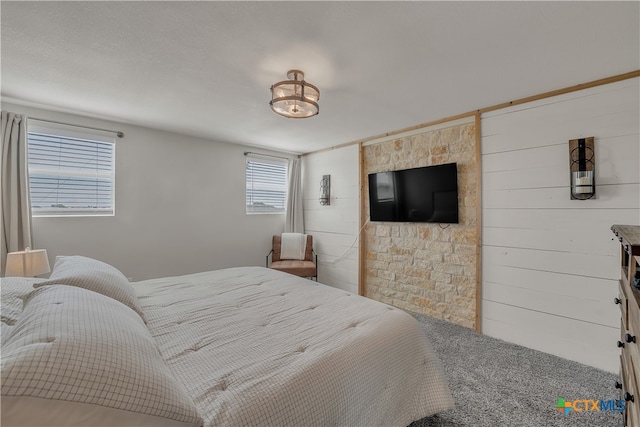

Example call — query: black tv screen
[368,163,458,223]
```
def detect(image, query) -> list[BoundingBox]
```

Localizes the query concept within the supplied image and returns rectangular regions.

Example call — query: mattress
[133,266,454,427]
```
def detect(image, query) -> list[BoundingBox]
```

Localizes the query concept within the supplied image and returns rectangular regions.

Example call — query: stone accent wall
[363,121,478,329]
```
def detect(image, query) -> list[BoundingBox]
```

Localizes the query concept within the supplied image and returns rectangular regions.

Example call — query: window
[27,121,115,217]
[245,156,288,214]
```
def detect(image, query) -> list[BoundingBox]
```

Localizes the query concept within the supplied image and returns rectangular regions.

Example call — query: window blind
[246,157,288,214]
[27,123,115,216]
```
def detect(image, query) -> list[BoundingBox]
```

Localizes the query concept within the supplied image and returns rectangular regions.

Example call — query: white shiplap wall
[302,145,360,293]
[481,77,640,373]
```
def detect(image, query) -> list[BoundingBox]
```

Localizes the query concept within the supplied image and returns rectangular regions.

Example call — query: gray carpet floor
[407,312,622,427]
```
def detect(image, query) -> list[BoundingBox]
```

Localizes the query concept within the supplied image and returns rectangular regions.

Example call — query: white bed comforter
[133,267,453,427]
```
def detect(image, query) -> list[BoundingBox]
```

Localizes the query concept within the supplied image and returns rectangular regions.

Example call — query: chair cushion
[268,260,316,277]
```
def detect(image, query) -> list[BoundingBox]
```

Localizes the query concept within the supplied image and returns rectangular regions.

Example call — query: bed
[1,256,454,426]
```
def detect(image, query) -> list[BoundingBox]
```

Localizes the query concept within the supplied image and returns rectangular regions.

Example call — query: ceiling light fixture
[270,70,320,119]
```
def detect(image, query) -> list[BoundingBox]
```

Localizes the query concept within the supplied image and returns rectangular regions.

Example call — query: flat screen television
[368,162,458,223]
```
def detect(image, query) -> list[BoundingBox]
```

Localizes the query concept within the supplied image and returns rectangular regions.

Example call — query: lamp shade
[270,70,320,118]
[5,248,51,277]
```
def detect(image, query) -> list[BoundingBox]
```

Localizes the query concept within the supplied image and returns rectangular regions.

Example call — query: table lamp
[5,248,51,277]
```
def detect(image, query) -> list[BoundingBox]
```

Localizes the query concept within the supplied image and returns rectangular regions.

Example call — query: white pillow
[1,322,14,347]
[1,285,203,427]
[34,255,145,319]
[1,277,43,325]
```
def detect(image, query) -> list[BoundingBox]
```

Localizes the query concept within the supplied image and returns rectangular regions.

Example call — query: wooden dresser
[612,224,640,426]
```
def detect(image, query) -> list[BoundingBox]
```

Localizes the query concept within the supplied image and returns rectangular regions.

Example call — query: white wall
[302,145,359,293]
[480,77,640,373]
[2,102,289,281]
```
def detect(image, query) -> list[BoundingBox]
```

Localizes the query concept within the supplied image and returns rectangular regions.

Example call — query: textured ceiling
[1,1,638,154]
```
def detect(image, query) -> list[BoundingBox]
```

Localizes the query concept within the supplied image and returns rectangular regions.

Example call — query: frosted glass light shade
[5,248,51,277]
[270,70,320,118]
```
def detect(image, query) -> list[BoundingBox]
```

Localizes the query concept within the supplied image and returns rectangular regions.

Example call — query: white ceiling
[1,1,638,154]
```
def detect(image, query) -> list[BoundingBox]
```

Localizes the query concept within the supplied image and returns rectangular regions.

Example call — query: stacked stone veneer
[363,122,478,329]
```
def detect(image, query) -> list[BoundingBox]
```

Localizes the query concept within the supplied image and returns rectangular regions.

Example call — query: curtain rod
[28,117,124,138]
[244,151,290,161]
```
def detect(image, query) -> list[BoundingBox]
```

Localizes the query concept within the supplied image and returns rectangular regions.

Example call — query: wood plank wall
[480,77,640,373]
[302,145,360,293]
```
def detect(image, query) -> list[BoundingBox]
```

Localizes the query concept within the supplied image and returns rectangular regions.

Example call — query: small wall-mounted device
[569,137,595,200]
[319,175,330,206]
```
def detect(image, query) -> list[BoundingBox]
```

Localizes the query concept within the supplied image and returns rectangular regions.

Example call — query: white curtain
[285,157,304,233]
[1,111,33,275]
